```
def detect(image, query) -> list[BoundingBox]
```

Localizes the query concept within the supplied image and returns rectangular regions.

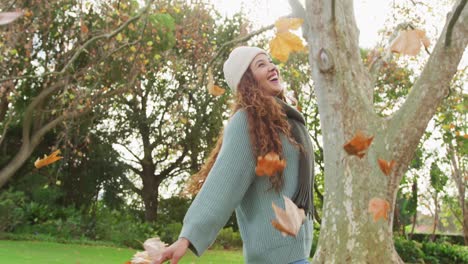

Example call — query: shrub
[213,227,242,249]
[422,242,468,264]
[93,206,156,248]
[0,189,27,232]
[394,237,425,263]
[156,222,182,244]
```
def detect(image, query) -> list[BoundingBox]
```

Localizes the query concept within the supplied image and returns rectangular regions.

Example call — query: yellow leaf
[34,149,63,169]
[116,33,123,42]
[389,29,430,56]
[269,32,304,62]
[275,17,303,33]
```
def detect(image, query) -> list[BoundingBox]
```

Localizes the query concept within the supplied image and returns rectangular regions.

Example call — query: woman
[154,46,314,264]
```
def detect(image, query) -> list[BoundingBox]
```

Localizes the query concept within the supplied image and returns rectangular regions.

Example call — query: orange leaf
[207,67,225,96]
[255,152,286,177]
[34,149,63,169]
[274,17,303,33]
[269,31,304,62]
[368,198,390,222]
[343,131,374,158]
[271,196,305,237]
[389,29,430,56]
[377,159,396,176]
[209,84,225,96]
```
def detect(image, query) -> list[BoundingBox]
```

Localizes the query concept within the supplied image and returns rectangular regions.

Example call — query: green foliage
[213,227,242,249]
[156,222,182,244]
[394,237,425,263]
[429,162,448,193]
[394,237,468,264]
[92,206,156,248]
[422,242,468,264]
[157,196,191,224]
[0,189,27,232]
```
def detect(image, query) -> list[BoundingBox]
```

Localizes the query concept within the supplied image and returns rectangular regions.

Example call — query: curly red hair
[185,68,298,195]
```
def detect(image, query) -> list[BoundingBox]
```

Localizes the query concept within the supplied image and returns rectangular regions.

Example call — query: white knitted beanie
[223,46,266,93]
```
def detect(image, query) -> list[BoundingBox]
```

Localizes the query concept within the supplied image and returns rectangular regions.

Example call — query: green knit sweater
[179,109,313,264]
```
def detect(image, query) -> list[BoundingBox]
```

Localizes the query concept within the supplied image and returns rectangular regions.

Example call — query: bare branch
[445,0,467,47]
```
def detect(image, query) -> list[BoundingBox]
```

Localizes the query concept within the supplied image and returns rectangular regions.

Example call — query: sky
[211,0,392,48]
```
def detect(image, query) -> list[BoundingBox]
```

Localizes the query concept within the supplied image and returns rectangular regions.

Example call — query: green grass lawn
[0,240,244,264]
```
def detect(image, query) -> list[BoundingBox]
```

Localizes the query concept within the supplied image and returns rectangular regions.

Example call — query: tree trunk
[410,210,417,239]
[431,194,439,242]
[140,160,159,222]
[286,0,468,262]
[463,201,468,245]
[448,145,468,245]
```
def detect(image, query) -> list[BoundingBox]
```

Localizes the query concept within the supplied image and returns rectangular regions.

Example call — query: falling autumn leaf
[269,17,305,62]
[378,159,396,176]
[389,29,430,56]
[207,67,225,96]
[274,17,303,33]
[209,85,225,96]
[271,196,305,237]
[255,152,286,177]
[0,11,23,25]
[34,149,63,169]
[368,198,390,222]
[129,237,167,264]
[343,131,374,158]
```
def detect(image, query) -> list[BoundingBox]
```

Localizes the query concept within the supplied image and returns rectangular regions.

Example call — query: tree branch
[388,1,468,170]
[445,0,467,47]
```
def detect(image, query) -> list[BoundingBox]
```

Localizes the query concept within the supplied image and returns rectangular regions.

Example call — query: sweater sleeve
[178,110,255,256]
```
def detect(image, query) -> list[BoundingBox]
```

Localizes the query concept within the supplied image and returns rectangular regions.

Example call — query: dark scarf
[276,98,314,217]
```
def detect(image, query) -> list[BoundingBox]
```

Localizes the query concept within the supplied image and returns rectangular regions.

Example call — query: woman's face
[249,53,283,96]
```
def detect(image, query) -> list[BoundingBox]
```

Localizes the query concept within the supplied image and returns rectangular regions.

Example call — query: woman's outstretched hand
[152,237,190,264]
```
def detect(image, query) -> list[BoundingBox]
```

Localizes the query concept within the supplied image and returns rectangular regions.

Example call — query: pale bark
[287,0,468,262]
[448,144,468,245]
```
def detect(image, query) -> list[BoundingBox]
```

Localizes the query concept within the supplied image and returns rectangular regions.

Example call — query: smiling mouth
[268,73,279,82]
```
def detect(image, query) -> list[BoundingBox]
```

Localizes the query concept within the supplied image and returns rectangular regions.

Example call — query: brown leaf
[255,152,286,177]
[34,149,63,169]
[368,198,390,222]
[389,29,430,56]
[0,11,23,25]
[377,159,396,176]
[271,196,305,237]
[343,131,374,158]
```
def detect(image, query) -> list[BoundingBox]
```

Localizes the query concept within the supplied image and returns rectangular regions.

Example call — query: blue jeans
[289,259,310,264]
